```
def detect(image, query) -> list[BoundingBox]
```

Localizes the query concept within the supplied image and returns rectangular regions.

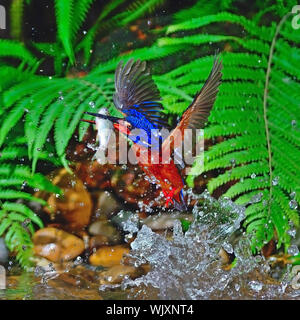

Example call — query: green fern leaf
[54,0,75,64]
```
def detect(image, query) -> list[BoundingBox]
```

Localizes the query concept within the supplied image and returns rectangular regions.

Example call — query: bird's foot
[163,188,176,207]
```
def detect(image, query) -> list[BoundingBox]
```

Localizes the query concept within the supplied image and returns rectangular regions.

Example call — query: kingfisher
[82,56,222,210]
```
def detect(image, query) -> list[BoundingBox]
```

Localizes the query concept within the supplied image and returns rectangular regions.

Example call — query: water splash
[111,191,300,299]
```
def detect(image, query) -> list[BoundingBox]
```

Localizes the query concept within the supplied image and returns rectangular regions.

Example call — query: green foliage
[0,132,61,269]
[0,0,169,268]
[0,158,61,268]
[171,6,299,252]
[2,0,300,264]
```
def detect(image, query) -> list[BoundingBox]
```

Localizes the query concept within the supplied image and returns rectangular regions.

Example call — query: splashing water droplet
[249,281,263,292]
[223,242,234,254]
[290,191,296,199]
[272,176,279,186]
[289,200,298,210]
[250,192,263,204]
[287,229,296,238]
[288,245,299,256]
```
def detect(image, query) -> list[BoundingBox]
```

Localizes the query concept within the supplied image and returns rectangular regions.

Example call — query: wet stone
[99,264,144,285]
[36,168,92,232]
[92,191,121,218]
[33,227,85,262]
[142,213,193,230]
[89,245,130,267]
[88,220,121,244]
[89,235,110,249]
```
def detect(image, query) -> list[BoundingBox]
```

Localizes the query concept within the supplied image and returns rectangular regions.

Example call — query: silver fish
[93,107,114,164]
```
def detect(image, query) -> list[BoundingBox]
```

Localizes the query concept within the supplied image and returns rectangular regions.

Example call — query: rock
[92,191,121,218]
[33,227,85,262]
[142,213,193,230]
[89,235,110,249]
[76,161,162,207]
[218,248,231,265]
[36,168,92,232]
[89,245,130,267]
[99,264,144,285]
[110,167,160,206]
[0,238,9,265]
[75,162,115,189]
[88,220,121,244]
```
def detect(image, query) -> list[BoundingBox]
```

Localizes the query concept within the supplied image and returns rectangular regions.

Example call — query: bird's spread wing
[113,59,168,128]
[176,55,222,131]
[162,55,223,161]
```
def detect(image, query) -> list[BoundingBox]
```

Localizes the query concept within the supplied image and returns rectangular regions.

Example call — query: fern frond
[71,0,95,41]
[54,0,75,64]
[121,0,166,25]
[0,161,61,268]
[0,40,38,67]
[184,11,300,251]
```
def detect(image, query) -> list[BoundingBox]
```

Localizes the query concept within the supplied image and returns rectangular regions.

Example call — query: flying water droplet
[250,192,263,204]
[289,200,298,210]
[222,242,234,254]
[288,245,299,256]
[272,176,279,186]
[287,228,296,238]
[290,191,296,199]
[249,281,263,292]
[21,181,27,190]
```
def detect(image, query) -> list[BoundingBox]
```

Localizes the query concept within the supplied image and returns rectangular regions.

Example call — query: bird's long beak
[82,112,122,123]
[81,112,131,136]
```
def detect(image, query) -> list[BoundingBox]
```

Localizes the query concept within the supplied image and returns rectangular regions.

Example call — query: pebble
[99,264,144,285]
[93,191,121,218]
[36,169,92,232]
[33,227,85,262]
[88,220,121,244]
[142,213,193,230]
[89,245,130,267]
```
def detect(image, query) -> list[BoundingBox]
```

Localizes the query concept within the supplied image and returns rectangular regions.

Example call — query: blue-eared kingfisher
[82,56,223,211]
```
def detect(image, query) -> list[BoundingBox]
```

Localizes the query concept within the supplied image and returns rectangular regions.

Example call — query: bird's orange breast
[132,144,184,202]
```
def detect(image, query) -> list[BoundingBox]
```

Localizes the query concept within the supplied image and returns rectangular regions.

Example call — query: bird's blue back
[124,107,162,149]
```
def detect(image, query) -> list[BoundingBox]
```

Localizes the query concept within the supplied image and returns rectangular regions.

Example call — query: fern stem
[263,13,291,218]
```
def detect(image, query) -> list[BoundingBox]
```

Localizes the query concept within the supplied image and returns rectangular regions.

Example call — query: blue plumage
[124,107,162,148]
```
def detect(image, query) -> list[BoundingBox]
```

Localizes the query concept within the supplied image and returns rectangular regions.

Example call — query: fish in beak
[81,108,115,164]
